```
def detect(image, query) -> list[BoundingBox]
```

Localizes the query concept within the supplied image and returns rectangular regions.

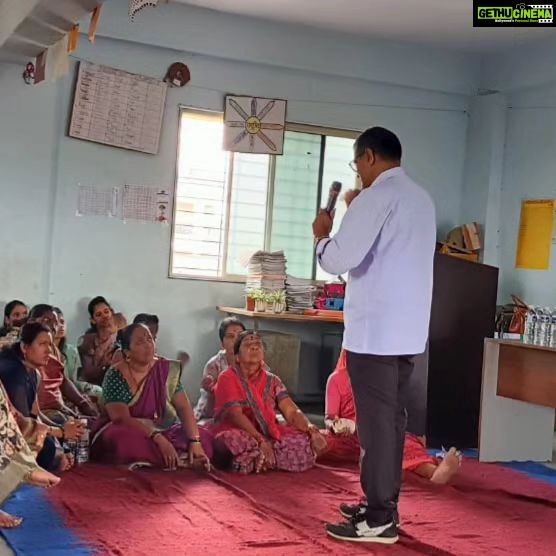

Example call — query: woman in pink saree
[212,331,327,474]
[90,324,211,470]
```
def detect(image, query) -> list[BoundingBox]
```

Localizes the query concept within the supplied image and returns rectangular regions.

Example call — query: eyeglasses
[348,152,364,173]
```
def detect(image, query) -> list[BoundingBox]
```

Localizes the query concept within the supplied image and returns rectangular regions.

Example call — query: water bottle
[550,308,556,348]
[543,308,552,346]
[536,308,550,347]
[533,307,544,345]
[64,437,77,460]
[75,419,90,465]
[523,307,536,344]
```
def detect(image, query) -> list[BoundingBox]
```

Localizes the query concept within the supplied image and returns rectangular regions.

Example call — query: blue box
[325,298,344,310]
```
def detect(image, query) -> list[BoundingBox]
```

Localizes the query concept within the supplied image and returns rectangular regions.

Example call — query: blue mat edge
[1,485,94,556]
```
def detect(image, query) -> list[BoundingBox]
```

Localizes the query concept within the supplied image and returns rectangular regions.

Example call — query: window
[170,109,358,281]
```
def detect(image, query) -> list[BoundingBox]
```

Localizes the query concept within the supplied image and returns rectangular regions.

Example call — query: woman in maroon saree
[90,324,212,470]
[212,331,327,474]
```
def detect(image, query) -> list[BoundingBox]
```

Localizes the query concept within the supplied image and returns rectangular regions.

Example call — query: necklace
[126,361,157,420]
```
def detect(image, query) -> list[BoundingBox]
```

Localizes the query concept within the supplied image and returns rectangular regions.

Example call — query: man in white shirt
[312,127,436,545]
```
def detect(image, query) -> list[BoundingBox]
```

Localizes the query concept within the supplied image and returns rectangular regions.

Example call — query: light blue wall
[1,0,477,396]
[0,63,61,301]
[459,36,556,305]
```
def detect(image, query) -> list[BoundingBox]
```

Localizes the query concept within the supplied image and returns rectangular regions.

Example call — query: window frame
[168,106,359,283]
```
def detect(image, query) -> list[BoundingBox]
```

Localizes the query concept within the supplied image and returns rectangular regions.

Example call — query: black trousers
[346,351,415,526]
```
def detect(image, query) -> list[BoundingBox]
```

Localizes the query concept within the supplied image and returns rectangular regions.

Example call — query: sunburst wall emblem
[223,95,287,155]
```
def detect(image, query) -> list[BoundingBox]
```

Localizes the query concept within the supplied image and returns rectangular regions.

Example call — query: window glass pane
[225,153,270,275]
[270,131,321,279]
[316,135,358,281]
[172,112,228,278]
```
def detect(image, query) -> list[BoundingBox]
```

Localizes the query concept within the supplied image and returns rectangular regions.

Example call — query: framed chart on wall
[223,95,287,155]
[69,62,167,155]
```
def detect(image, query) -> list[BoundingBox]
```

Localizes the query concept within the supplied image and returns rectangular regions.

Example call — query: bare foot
[0,510,22,528]
[430,447,462,485]
[58,453,75,472]
[26,468,61,488]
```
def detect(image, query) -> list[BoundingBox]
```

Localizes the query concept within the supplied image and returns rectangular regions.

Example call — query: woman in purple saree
[90,324,212,470]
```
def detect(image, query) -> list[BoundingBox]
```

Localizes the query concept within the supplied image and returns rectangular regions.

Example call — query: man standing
[312,127,436,544]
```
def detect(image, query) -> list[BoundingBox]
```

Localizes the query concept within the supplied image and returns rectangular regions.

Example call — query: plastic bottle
[543,307,552,346]
[75,419,89,465]
[523,307,536,344]
[536,308,551,347]
[533,307,544,345]
[550,308,556,348]
[64,437,77,461]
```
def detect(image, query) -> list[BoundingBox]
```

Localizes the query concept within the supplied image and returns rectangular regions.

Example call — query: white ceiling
[172,0,554,51]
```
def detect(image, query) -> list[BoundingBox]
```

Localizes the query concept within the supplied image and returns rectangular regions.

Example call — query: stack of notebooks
[285,275,317,313]
[245,250,287,292]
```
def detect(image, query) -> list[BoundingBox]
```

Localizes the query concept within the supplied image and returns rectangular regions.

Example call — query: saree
[319,351,436,470]
[212,366,315,474]
[0,384,41,505]
[90,359,213,466]
[319,431,437,471]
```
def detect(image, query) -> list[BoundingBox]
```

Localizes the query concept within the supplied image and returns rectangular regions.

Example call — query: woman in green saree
[90,324,212,470]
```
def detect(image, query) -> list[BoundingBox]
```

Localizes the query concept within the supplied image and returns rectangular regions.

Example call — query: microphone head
[331,181,342,192]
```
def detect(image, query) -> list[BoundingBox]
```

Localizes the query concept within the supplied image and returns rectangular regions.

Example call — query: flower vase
[245,296,255,311]
[273,302,285,314]
[254,299,266,312]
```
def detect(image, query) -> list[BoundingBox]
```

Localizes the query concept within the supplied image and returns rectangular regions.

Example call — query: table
[216,306,344,329]
[479,339,556,462]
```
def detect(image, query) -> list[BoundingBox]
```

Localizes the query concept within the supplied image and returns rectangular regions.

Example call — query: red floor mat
[48,459,556,556]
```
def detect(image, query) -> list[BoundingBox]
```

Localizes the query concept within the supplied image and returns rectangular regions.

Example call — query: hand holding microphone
[325,181,342,215]
[312,181,342,240]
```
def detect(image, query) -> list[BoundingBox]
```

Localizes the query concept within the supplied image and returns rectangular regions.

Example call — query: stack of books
[285,275,317,313]
[245,250,287,292]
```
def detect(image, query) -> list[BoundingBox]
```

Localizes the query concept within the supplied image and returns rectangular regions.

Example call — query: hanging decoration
[88,5,103,43]
[164,63,190,87]
[68,24,80,53]
[129,0,160,21]
[223,95,287,155]
[22,62,35,84]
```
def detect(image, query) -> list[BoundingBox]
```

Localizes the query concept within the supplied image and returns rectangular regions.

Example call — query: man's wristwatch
[314,236,329,248]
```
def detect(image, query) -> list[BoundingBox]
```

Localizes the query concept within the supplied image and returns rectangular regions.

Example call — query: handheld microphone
[325,181,342,214]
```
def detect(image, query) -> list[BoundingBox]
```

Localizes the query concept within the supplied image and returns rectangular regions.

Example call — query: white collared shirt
[316,167,436,355]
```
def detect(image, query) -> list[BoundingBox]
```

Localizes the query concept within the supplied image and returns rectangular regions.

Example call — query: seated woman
[0,323,85,472]
[320,351,461,485]
[132,314,159,342]
[0,382,60,528]
[53,307,102,399]
[212,330,327,474]
[78,296,127,386]
[90,324,212,470]
[194,317,246,422]
[28,305,97,424]
[0,300,28,347]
